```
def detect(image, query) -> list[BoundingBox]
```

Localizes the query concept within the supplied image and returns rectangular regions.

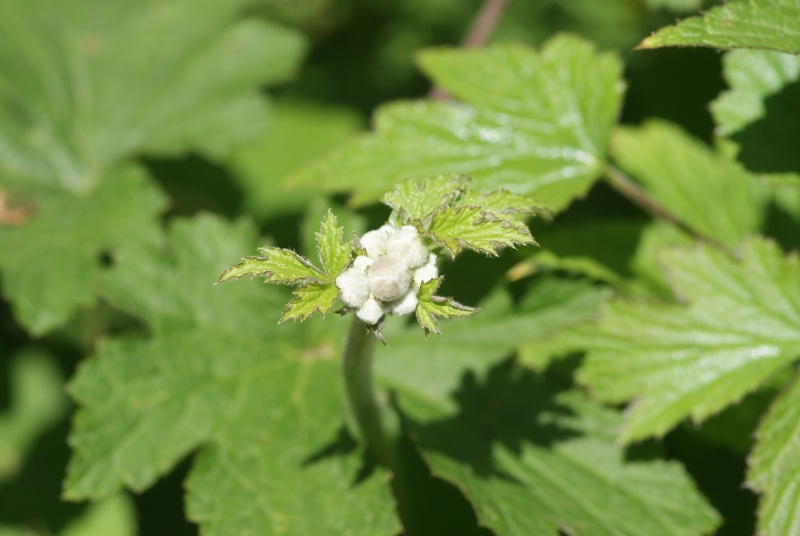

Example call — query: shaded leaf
[378,280,718,536]
[0,166,166,334]
[65,215,400,535]
[0,350,67,483]
[0,0,306,194]
[638,0,800,53]
[576,236,800,443]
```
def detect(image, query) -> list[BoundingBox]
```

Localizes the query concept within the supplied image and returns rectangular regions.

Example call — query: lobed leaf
[66,215,400,534]
[218,247,325,285]
[314,209,352,279]
[378,280,718,536]
[577,236,800,443]
[637,0,800,53]
[288,35,624,213]
[748,373,800,536]
[611,120,762,248]
[281,283,339,323]
[382,175,468,225]
[428,204,534,257]
[0,167,166,335]
[415,278,477,334]
[0,0,306,194]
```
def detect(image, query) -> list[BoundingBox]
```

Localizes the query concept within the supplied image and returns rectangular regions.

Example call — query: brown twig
[604,164,718,245]
[428,0,512,100]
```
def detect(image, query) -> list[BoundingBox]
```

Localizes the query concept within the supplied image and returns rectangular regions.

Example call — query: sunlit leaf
[577,236,800,443]
[638,0,800,53]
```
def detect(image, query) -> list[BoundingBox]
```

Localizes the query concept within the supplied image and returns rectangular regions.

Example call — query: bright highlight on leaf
[575,236,800,444]
[288,35,624,212]
[637,0,800,53]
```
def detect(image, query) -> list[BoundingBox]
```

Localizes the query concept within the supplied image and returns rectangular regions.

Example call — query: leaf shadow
[300,425,378,488]
[404,357,579,482]
[732,77,800,174]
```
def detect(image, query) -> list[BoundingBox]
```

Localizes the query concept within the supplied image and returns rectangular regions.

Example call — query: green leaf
[378,281,718,536]
[60,494,137,536]
[461,188,548,222]
[643,0,702,12]
[0,350,67,483]
[0,166,166,334]
[218,248,325,285]
[611,120,762,248]
[576,236,800,443]
[415,278,477,334]
[712,50,800,137]
[0,0,306,194]
[428,204,534,257]
[637,0,800,53]
[228,99,362,220]
[382,175,468,224]
[281,283,339,323]
[711,50,800,177]
[315,209,352,279]
[289,35,624,213]
[747,373,800,536]
[65,215,400,535]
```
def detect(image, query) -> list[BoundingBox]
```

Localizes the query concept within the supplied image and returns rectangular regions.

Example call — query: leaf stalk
[342,318,397,469]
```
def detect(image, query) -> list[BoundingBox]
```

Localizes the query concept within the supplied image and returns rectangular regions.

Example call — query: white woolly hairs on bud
[336,268,370,308]
[367,256,411,302]
[386,226,429,268]
[359,225,395,259]
[356,297,384,325]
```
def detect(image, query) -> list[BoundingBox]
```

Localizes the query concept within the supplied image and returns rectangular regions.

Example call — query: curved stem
[342,318,397,469]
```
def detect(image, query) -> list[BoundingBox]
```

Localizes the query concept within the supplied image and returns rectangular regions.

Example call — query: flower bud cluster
[336,225,437,325]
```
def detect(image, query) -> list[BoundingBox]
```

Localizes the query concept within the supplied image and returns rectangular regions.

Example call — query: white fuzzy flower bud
[386,226,429,268]
[356,297,385,325]
[413,253,438,285]
[389,289,419,316]
[359,225,395,259]
[368,255,411,302]
[336,267,370,308]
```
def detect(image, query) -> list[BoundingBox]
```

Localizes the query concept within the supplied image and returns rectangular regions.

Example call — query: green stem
[342,318,397,469]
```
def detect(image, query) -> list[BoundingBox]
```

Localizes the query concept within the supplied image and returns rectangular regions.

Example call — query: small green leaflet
[748,373,800,536]
[382,176,538,258]
[427,204,533,257]
[218,210,352,322]
[637,0,800,54]
[575,236,800,444]
[383,174,467,225]
[415,278,477,335]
